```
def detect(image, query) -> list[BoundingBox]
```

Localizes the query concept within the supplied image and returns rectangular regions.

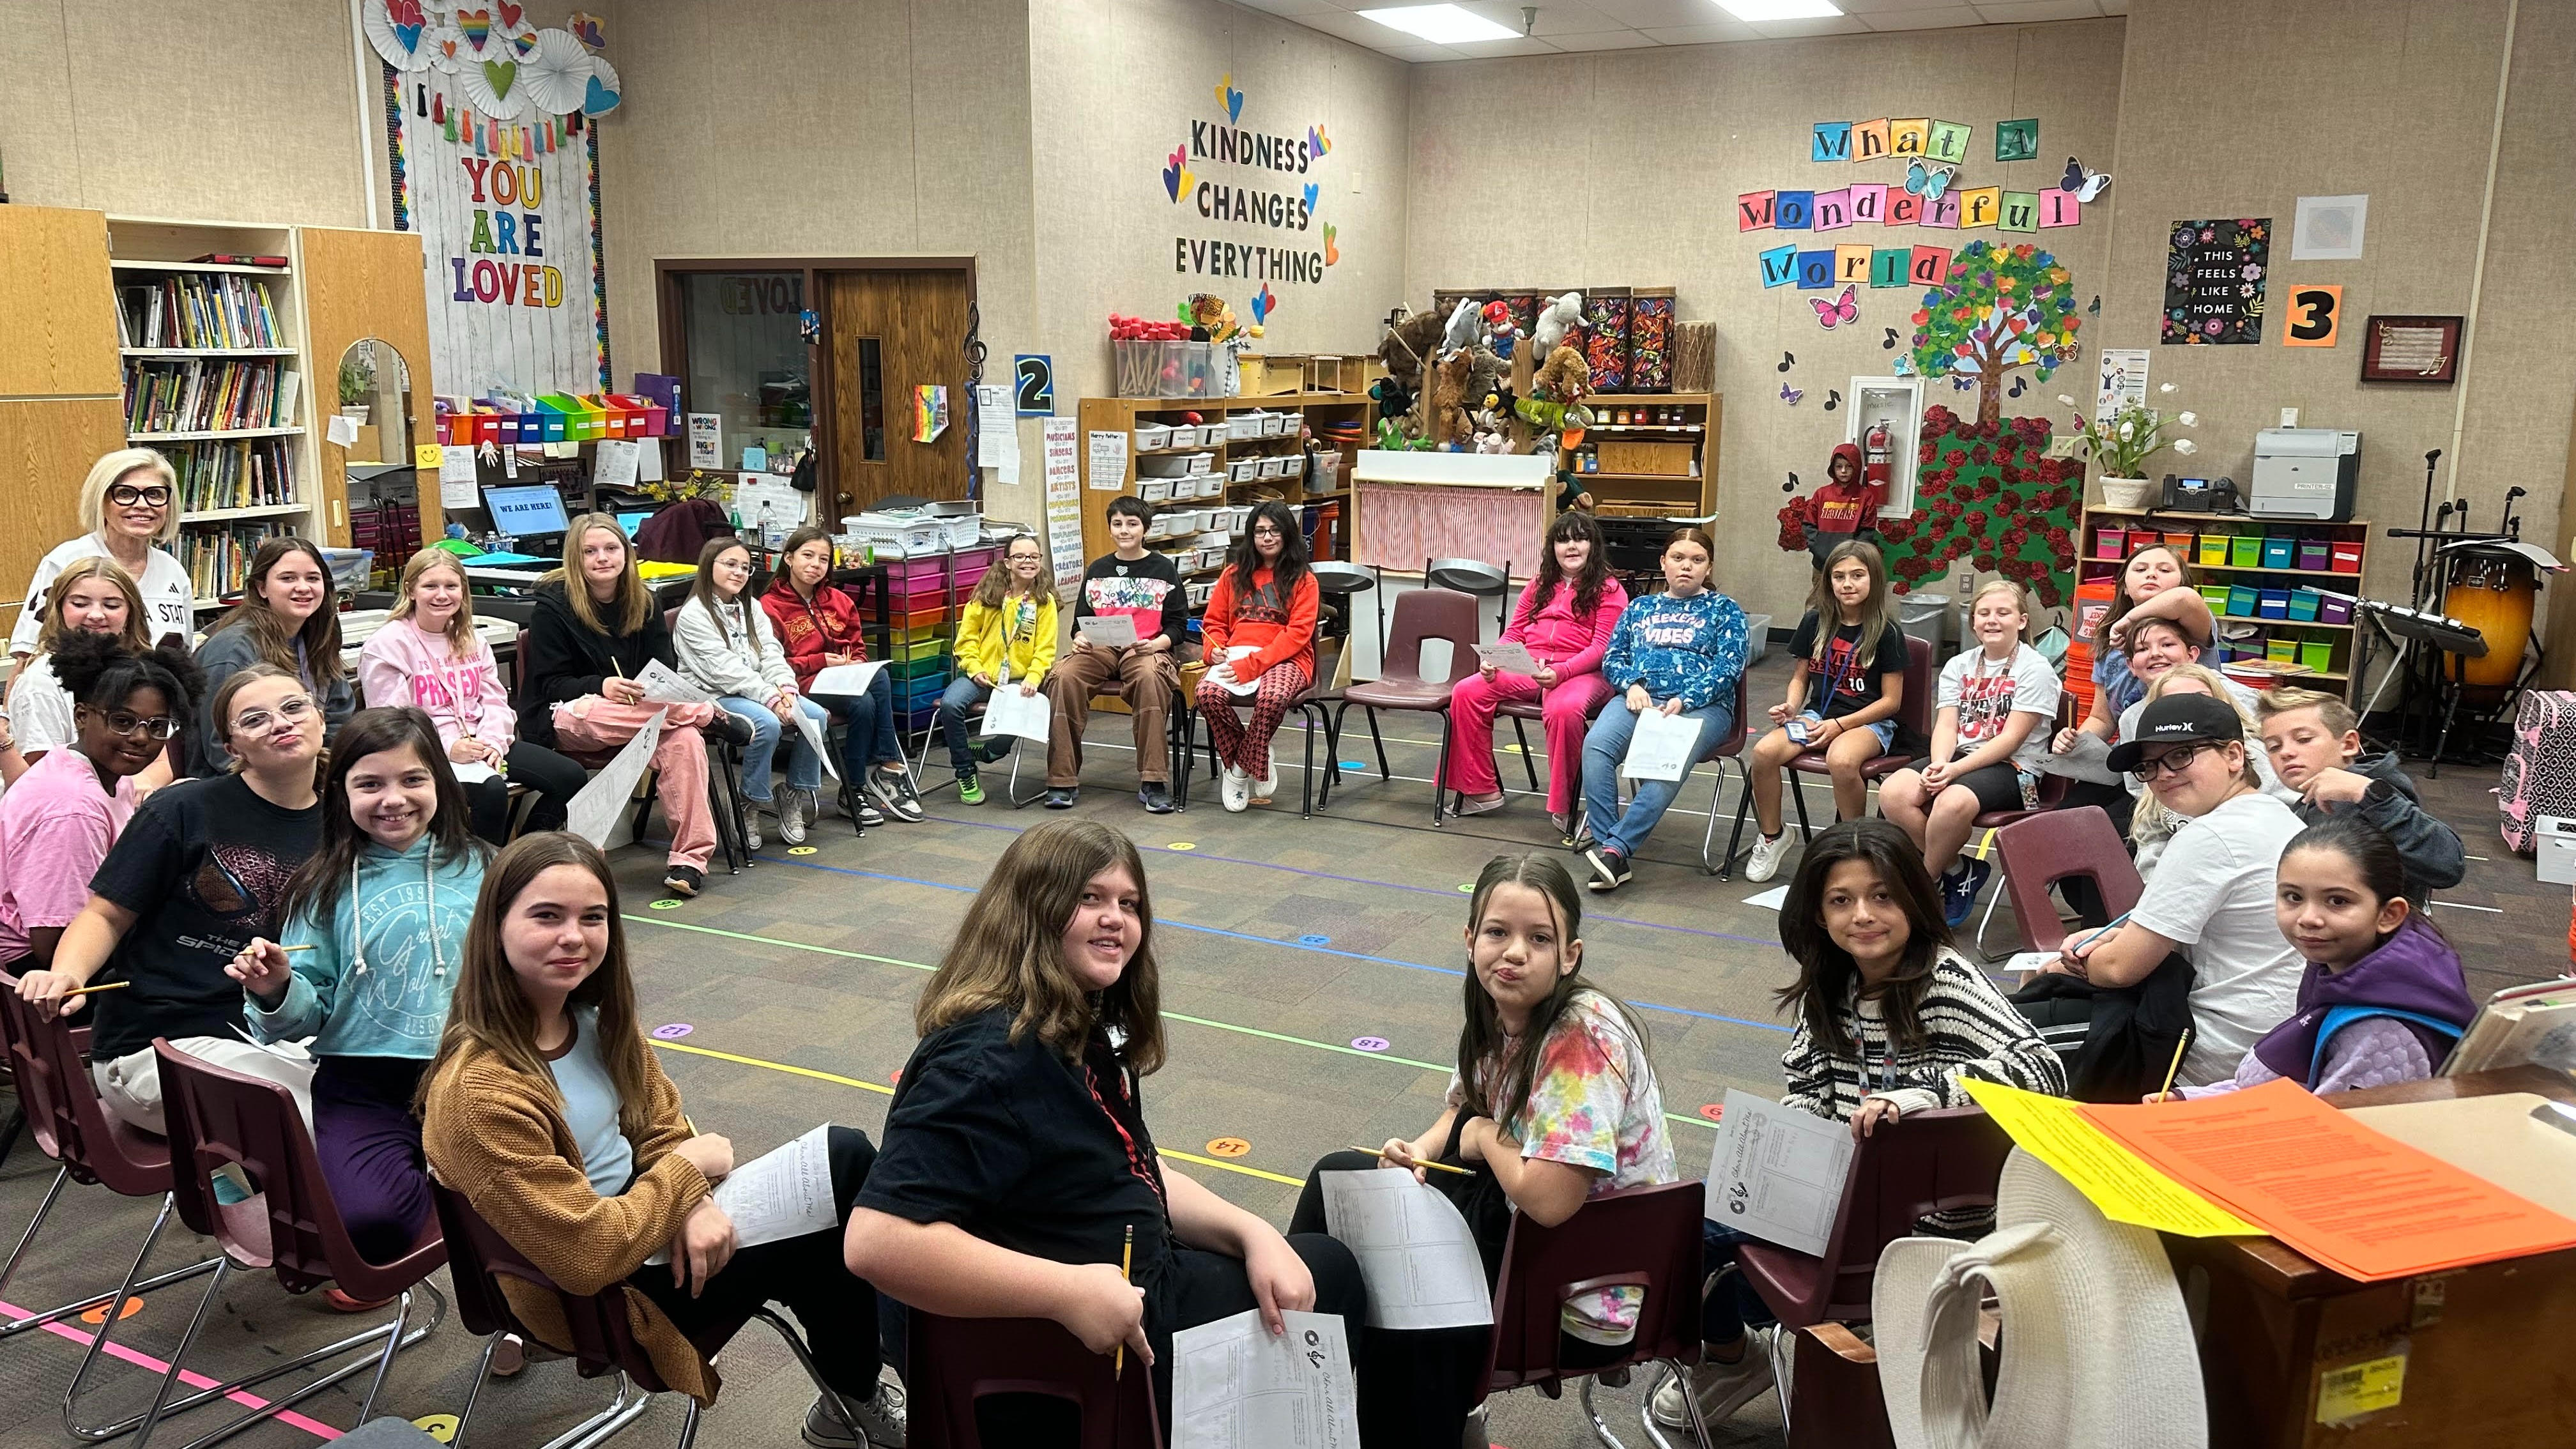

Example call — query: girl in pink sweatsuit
[1443,512,1629,834]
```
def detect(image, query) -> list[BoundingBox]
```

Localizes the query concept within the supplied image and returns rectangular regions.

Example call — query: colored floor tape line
[0,1294,343,1441]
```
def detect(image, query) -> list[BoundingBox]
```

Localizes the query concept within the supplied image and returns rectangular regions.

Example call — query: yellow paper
[2316,1353,2405,1422]
[415,443,446,468]
[1959,1080,2260,1237]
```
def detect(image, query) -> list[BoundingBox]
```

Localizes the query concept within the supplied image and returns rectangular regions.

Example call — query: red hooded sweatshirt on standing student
[1810,441,1886,541]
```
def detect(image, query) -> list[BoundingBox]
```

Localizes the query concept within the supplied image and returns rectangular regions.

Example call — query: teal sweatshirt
[245,836,486,1059]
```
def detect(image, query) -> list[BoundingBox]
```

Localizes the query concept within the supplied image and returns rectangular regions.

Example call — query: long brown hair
[420,832,657,1137]
[1775,819,1949,1055]
[2092,543,2195,655]
[386,548,477,654]
[34,556,151,656]
[1802,539,1897,673]
[206,536,346,685]
[276,707,486,933]
[1521,510,1613,625]
[685,535,764,663]
[915,819,1165,1074]
[1455,853,1652,1131]
[555,514,652,636]
[969,533,1050,611]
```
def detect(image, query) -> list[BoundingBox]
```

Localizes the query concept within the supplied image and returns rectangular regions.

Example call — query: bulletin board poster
[386,71,611,397]
[2161,219,2270,345]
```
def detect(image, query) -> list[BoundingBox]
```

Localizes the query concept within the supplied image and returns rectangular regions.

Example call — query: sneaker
[956,770,985,806]
[854,797,887,827]
[1746,830,1790,883]
[1939,857,1993,928]
[1140,781,1174,814]
[1220,765,1251,813]
[777,794,808,845]
[1584,844,1632,893]
[1549,809,1573,840]
[1648,1327,1778,1430]
[1455,792,1506,817]
[663,864,703,898]
[737,796,767,852]
[705,711,756,749]
[972,735,1015,765]
[1045,786,1078,809]
[867,767,925,823]
[802,1379,907,1448]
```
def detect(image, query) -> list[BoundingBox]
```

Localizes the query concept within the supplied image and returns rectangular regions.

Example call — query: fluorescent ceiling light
[1356,5,1520,44]
[1713,0,1846,20]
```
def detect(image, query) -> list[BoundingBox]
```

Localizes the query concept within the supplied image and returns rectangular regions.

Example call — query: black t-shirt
[858,1006,1174,1295]
[1785,613,1910,720]
[86,773,321,1059]
[1075,551,1190,648]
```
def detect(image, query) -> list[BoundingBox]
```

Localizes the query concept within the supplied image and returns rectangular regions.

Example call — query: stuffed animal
[1376,309,1447,388]
[1429,351,1471,448]
[1464,344,1507,416]
[1533,344,1591,406]
[1533,291,1585,351]
[1368,374,1415,425]
[1471,409,1511,454]
[1480,300,1521,360]
[1441,297,1483,355]
[1482,381,1517,420]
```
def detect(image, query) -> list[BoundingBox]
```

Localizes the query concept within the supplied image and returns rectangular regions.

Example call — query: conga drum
[2439,546,2537,696]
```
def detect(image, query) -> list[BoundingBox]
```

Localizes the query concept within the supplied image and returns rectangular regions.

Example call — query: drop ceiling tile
[1380,41,1470,61]
[1452,0,1627,33]
[1585,0,1726,25]
[1639,19,1763,43]
[1547,28,1666,48]
[1861,6,1985,27]
[1748,15,1871,36]
[1971,0,2107,20]
[1442,34,1570,56]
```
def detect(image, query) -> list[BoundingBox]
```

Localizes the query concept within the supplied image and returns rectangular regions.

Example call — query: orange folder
[2081,1078,2576,1282]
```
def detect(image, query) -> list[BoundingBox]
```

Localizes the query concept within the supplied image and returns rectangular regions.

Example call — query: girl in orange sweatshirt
[1196,501,1320,812]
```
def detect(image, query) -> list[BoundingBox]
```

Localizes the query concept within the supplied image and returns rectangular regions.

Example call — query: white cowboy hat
[1870,1148,2207,1449]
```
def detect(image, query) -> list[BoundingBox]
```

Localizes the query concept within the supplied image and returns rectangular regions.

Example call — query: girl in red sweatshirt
[1197,501,1319,812]
[1441,511,1629,836]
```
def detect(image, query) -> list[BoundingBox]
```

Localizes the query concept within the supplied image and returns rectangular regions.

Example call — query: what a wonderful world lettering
[2161,218,2270,344]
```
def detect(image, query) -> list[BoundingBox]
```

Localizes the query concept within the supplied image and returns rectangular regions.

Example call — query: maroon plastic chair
[1965,771,2074,957]
[1333,586,1484,824]
[1986,804,2143,956]
[134,1041,450,1447]
[1781,633,1936,835]
[431,1180,861,1449]
[907,1311,1161,1448]
[0,981,219,1439]
[1735,1106,2013,1331]
[1483,1179,1719,1448]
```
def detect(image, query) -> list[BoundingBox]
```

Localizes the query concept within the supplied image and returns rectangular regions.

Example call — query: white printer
[2250,428,2359,520]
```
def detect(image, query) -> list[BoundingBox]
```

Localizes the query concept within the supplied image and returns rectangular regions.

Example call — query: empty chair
[905,1311,1160,1449]
[1333,586,1483,823]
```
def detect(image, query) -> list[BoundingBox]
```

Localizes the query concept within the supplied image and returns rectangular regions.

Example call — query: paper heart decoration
[1301,181,1317,211]
[581,72,618,115]
[569,12,605,49]
[481,57,516,98]
[456,8,490,45]
[1162,145,1192,204]
[496,1,523,26]
[1250,284,1277,325]
[512,32,538,57]
[440,35,458,59]
[1216,72,1242,123]
[394,19,424,51]
[1309,123,1331,156]
[388,0,424,21]
[1323,224,1338,267]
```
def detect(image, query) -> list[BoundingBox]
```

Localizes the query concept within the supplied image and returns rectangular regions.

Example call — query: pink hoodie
[1502,574,1631,678]
[357,616,516,750]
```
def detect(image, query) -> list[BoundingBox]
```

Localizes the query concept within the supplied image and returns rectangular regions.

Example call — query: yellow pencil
[1116,1223,1133,1377]
[1348,1145,1475,1176]
[280,944,318,953]
[63,981,130,997]
[2154,1029,2193,1102]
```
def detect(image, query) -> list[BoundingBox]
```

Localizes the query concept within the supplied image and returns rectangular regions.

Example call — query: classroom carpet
[0,649,2552,1449]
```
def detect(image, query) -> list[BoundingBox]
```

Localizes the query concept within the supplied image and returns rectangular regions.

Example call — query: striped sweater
[1779,948,2067,1122]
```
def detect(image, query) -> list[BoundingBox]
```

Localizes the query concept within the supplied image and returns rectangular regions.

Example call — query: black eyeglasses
[107,484,172,508]
[2129,740,2223,782]
[87,709,182,741]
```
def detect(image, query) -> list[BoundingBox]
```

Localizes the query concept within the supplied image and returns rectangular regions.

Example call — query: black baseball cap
[2106,693,2246,774]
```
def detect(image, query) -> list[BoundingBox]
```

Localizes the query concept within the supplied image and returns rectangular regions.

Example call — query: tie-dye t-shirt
[1448,989,1675,1342]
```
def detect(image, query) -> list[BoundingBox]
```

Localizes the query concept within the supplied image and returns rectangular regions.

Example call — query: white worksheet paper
[565,709,666,848]
[1172,1308,1361,1449]
[1318,1170,1493,1331]
[1211,645,1262,697]
[790,707,841,781]
[647,1124,836,1264]
[2032,730,2120,786]
[592,438,641,489]
[808,661,887,697]
[634,660,713,705]
[1080,612,1140,648]
[449,762,500,785]
[1620,708,1700,783]
[1703,1089,1857,1256]
[1476,641,1543,677]
[981,686,1052,744]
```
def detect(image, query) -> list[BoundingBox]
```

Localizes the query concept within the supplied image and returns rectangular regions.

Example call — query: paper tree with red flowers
[1875,404,2080,607]
[1906,240,2081,429]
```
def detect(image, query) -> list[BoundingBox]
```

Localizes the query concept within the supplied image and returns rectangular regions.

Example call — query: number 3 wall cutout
[2283,284,2342,348]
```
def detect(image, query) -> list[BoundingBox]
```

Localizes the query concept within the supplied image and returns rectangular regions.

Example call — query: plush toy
[1464,344,1507,417]
[1471,410,1511,454]
[1479,300,1521,360]
[1533,291,1585,351]
[1481,381,1517,420]
[1377,309,1447,388]
[1368,374,1415,425]
[1440,297,1483,355]
[1533,344,1591,406]
[1429,351,1471,448]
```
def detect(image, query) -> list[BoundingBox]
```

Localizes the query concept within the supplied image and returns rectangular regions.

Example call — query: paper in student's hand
[790,706,840,782]
[1318,1170,1492,1331]
[634,660,713,705]
[1172,1308,1361,1449]
[809,661,887,698]
[647,1124,838,1264]
[449,761,500,785]
[2000,951,2060,976]
[2033,730,2119,786]
[1211,645,1262,697]
[981,686,1052,744]
[1703,1088,1858,1256]
[1475,641,1543,677]
[1620,708,1699,783]
[565,709,666,848]
[1080,613,1140,648]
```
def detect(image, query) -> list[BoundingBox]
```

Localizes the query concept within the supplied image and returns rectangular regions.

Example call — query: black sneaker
[1583,845,1632,893]
[866,767,925,822]
[802,1381,905,1447]
[972,735,1015,765]
[1045,786,1078,809]
[1140,781,1174,814]
[704,711,756,748]
[662,864,704,898]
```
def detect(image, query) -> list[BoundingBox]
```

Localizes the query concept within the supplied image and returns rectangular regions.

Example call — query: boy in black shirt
[1043,496,1191,812]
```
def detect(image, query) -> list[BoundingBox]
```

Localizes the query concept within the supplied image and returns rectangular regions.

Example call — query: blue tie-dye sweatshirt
[1601,589,1748,712]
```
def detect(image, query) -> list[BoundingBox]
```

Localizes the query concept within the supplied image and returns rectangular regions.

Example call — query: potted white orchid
[2056,381,2199,510]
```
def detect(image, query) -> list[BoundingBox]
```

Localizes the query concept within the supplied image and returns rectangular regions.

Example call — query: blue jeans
[811,668,902,781]
[1579,696,1736,857]
[937,675,995,772]
[1700,1222,1779,1345]
[716,694,828,801]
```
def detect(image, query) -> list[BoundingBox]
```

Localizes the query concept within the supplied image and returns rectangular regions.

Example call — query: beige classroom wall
[2096,0,2576,621]
[1027,0,1413,408]
[1402,19,2129,620]
[0,0,376,226]
[584,0,1047,525]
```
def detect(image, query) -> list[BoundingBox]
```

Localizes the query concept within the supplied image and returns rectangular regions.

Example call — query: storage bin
[1230,459,1260,484]
[2298,539,2332,571]
[2318,595,2353,624]
[1196,423,1230,448]
[2331,540,2364,573]
[1229,412,1265,440]
[2261,537,2296,569]
[2287,590,2320,621]
[2228,535,2263,568]
[2198,585,2232,611]
[1261,411,1292,438]
[2096,528,2128,560]
[2163,531,2196,553]
[847,513,946,553]
[1138,479,1172,503]
[2266,638,2297,663]
[2301,640,2334,673]
[605,394,669,438]
[2257,589,2290,620]
[1280,455,1305,479]
[1133,424,1172,450]
[1181,342,1216,398]
[2195,535,2232,567]
[889,633,950,663]
[1259,457,1287,480]
[2226,585,2258,617]
[1198,475,1227,499]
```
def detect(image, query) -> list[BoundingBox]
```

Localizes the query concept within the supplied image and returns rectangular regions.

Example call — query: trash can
[1897,594,1950,657]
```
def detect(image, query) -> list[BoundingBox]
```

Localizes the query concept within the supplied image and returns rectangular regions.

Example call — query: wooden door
[300,227,437,545]
[0,205,124,638]
[822,268,971,517]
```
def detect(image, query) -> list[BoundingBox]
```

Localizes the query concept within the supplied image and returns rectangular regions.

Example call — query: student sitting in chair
[2256,689,2465,907]
[939,535,1056,806]
[1197,502,1319,813]
[420,832,907,1446]
[761,526,921,827]
[675,536,832,849]
[1292,853,1675,1445]
[1742,540,1908,885]
[1043,496,1190,814]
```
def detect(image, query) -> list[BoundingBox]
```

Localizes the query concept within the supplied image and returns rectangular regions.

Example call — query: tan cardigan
[421,1034,722,1402]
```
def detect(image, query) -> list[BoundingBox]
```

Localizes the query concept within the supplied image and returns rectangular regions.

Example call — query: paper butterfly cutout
[1250,284,1277,325]
[1809,286,1859,330]
[1905,160,1956,201]
[1779,383,1804,406]
[2060,157,2111,203]
[1162,146,1192,203]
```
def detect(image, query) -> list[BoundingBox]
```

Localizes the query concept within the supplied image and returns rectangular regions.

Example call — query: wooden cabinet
[0,205,127,634]
[300,226,438,544]
[1572,392,1721,518]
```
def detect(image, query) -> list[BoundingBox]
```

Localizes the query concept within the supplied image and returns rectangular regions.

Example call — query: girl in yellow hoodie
[940,533,1058,803]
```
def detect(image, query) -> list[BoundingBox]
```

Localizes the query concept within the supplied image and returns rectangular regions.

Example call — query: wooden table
[2164,1066,2576,1448]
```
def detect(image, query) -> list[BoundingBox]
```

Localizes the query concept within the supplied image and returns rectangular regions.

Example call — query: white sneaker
[1745,830,1790,882]
[1254,747,1279,803]
[738,796,765,851]
[778,792,808,846]
[1648,1326,1778,1430]
[1221,765,1252,813]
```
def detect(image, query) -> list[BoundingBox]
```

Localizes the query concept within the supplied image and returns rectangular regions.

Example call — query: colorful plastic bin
[2301,640,2334,673]
[2198,585,2232,611]
[2298,539,2332,571]
[2331,540,2364,573]
[2257,589,2290,620]
[2195,535,2232,567]
[2226,585,2259,617]
[2267,638,2297,663]
[2229,535,2264,568]
[2261,537,2296,569]
[2096,528,2128,560]
[2287,590,2321,622]
[2318,595,2353,625]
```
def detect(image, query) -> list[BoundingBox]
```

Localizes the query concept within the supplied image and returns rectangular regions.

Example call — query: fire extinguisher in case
[1862,419,1892,487]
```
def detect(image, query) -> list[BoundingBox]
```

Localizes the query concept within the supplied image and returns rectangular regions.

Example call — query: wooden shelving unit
[1567,392,1721,518]
[2077,505,2370,702]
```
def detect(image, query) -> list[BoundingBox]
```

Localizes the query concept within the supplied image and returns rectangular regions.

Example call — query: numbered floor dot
[1457,884,1475,893]
[788,845,818,856]
[1168,841,1197,852]
[1298,933,1331,946]
[1349,1036,1389,1053]
[889,1069,902,1085]
[79,1296,144,1326]
[1699,1103,1726,1123]
[651,1023,693,1040]
[1341,760,1368,770]
[649,898,684,911]
[1205,1137,1251,1158]
[411,1414,461,1443]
